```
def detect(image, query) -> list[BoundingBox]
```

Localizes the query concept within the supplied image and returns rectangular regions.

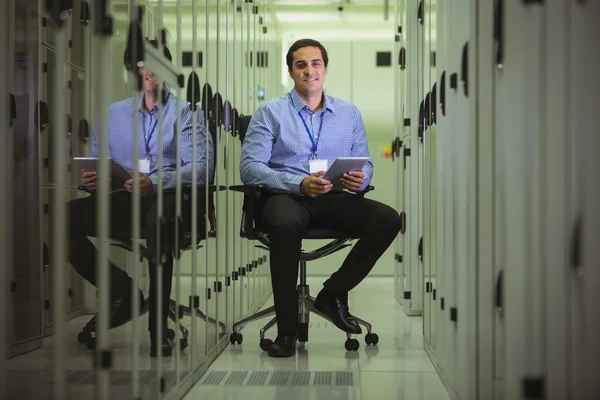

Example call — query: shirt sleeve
[149,102,214,191]
[239,106,305,195]
[90,118,99,158]
[351,105,373,191]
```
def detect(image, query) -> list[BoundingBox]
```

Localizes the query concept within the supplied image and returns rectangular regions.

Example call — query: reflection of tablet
[73,157,132,184]
[321,157,369,183]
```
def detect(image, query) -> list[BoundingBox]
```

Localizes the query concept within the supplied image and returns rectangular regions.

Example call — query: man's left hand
[125,172,154,197]
[341,170,365,193]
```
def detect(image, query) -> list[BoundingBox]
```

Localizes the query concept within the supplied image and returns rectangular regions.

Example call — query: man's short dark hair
[286,39,328,72]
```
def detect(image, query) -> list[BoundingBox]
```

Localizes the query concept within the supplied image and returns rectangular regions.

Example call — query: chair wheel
[167,329,176,340]
[298,322,309,343]
[229,332,243,345]
[180,338,188,351]
[259,338,273,351]
[85,336,96,350]
[365,332,379,346]
[77,331,90,344]
[345,338,360,351]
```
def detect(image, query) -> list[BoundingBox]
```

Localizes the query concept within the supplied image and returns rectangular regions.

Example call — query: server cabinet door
[502,0,546,398]
[569,0,600,398]
[8,0,45,357]
[68,0,88,69]
[543,1,571,398]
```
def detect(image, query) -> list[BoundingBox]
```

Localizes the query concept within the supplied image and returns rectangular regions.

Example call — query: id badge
[138,159,150,174]
[309,159,328,175]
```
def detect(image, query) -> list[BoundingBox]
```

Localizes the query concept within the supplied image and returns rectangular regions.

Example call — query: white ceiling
[137,1,436,41]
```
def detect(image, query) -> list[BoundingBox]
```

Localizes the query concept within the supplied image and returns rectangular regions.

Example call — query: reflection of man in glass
[68,40,213,357]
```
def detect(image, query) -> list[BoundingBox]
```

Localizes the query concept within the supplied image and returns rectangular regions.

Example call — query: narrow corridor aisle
[183,277,451,400]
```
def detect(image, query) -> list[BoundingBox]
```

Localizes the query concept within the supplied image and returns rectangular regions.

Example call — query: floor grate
[200,370,356,387]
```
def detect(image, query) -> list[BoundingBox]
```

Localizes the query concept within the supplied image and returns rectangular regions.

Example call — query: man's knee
[372,202,402,234]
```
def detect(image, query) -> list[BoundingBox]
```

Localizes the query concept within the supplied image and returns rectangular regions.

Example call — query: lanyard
[298,111,325,159]
[144,118,158,158]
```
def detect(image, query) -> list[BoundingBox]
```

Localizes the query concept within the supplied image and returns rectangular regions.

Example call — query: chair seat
[302,229,355,240]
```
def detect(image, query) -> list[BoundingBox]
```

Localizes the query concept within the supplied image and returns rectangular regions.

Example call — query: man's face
[142,68,159,95]
[289,46,327,95]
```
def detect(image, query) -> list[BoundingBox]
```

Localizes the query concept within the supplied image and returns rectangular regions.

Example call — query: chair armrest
[359,185,375,197]
[229,184,265,194]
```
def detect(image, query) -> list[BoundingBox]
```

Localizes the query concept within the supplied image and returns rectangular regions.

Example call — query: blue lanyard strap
[298,111,325,158]
[144,118,159,157]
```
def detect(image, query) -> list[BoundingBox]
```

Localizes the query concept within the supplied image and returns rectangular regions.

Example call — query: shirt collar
[137,89,171,113]
[290,87,335,114]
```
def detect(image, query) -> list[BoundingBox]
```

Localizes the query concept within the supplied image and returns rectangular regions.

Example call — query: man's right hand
[300,171,333,198]
[81,170,97,192]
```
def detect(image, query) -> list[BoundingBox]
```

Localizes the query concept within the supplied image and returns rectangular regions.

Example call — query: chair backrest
[239,115,252,143]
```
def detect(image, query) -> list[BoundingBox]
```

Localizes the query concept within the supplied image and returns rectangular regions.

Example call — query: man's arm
[89,108,114,158]
[149,102,214,191]
[351,106,373,191]
[239,106,305,195]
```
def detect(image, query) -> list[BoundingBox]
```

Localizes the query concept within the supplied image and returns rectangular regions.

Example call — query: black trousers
[68,190,183,332]
[258,191,402,334]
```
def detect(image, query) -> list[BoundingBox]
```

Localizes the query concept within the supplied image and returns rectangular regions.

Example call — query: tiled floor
[182,277,451,400]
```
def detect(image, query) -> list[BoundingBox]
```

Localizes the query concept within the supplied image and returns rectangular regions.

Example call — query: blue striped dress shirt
[90,91,214,191]
[240,88,373,195]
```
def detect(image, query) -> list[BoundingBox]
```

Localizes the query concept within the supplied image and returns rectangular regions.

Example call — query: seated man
[68,41,214,357]
[240,38,401,357]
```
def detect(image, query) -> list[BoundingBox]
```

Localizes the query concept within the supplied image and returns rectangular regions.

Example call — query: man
[240,38,401,357]
[68,40,213,357]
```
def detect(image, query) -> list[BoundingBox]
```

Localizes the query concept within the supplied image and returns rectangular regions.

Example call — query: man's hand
[300,171,333,198]
[340,170,365,193]
[125,172,154,197]
[81,170,97,192]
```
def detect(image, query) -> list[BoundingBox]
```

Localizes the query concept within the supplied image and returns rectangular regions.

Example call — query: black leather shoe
[314,289,362,334]
[267,334,297,358]
[149,331,173,358]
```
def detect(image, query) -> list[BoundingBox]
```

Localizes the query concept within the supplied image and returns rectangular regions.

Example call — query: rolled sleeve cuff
[289,175,305,196]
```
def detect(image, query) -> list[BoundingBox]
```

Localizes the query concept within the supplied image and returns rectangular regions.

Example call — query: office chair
[228,115,379,352]
[76,76,228,351]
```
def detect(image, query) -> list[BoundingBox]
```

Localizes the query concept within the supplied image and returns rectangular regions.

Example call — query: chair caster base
[230,332,243,345]
[365,332,379,346]
[345,338,360,351]
[259,338,273,351]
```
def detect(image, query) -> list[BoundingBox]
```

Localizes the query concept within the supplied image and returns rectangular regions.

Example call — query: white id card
[138,159,150,174]
[309,159,328,174]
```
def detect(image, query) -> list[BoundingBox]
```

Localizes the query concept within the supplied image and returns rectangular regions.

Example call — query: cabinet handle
[418,0,424,24]
[78,118,89,143]
[9,93,16,127]
[430,83,437,124]
[418,237,424,262]
[571,215,583,277]
[36,100,49,132]
[399,47,406,70]
[80,0,90,25]
[440,71,446,116]
[494,0,504,68]
[461,42,469,97]
[496,270,504,313]
[400,212,407,234]
[186,71,201,112]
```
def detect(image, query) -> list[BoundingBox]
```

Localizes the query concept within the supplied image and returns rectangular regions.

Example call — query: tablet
[73,157,132,183]
[321,157,369,183]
